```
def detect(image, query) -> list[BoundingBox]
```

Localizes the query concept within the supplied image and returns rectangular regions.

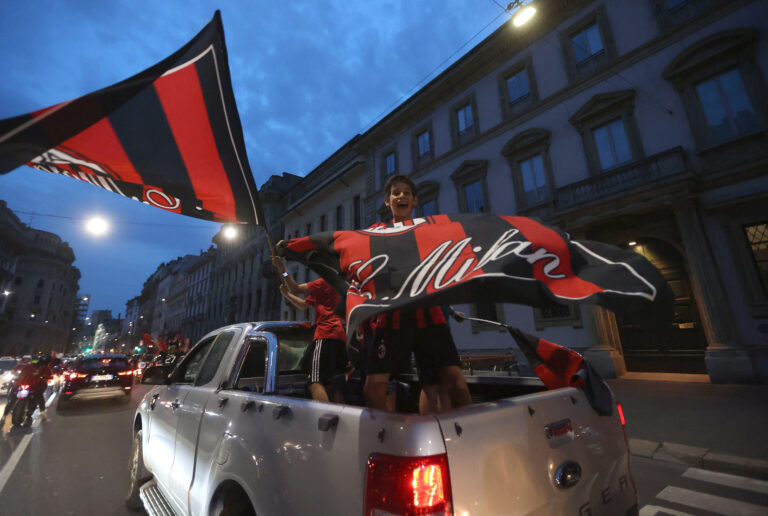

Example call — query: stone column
[674,203,754,382]
[582,305,627,378]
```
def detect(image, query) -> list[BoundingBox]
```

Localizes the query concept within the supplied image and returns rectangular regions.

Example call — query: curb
[628,438,768,480]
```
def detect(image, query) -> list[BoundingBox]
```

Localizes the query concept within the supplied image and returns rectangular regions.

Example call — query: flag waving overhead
[279,213,673,342]
[0,11,263,225]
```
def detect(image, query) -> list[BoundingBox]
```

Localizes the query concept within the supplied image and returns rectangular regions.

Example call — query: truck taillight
[617,402,626,427]
[365,453,452,516]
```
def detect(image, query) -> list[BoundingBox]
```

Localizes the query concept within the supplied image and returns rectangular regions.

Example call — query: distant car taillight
[118,371,132,376]
[365,453,452,516]
[68,372,86,380]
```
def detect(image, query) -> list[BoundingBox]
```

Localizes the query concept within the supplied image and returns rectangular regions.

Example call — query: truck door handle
[273,405,290,420]
[318,414,339,432]
[171,399,180,410]
[218,397,228,407]
[150,393,159,410]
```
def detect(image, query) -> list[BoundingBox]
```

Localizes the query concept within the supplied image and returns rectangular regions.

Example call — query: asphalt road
[0,383,151,515]
[1,384,766,515]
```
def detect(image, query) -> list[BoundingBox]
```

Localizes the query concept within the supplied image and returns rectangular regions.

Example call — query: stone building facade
[353,0,767,382]
[182,249,215,344]
[206,173,302,329]
[0,205,81,355]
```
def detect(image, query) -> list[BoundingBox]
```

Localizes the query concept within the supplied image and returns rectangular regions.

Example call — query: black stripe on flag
[195,52,256,224]
[107,86,197,213]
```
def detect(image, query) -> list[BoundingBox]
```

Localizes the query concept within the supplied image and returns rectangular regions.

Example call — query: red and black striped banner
[0,11,263,225]
[507,326,614,416]
[279,213,673,340]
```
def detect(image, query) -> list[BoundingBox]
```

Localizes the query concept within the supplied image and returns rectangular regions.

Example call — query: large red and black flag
[278,213,673,341]
[0,11,263,225]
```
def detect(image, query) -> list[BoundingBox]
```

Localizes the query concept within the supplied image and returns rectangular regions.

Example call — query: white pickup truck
[127,321,638,516]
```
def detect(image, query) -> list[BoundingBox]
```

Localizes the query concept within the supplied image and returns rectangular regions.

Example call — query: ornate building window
[559,6,617,83]
[412,123,435,169]
[651,0,728,31]
[380,147,398,185]
[501,128,555,210]
[497,54,538,120]
[569,90,644,175]
[415,181,440,218]
[663,30,766,151]
[450,93,480,149]
[744,222,768,297]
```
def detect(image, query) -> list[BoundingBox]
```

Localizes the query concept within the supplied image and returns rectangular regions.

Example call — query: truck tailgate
[436,387,635,516]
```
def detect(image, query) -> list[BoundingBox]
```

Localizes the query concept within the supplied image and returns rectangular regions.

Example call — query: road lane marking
[639,505,694,516]
[683,467,768,495]
[0,389,57,495]
[657,486,768,516]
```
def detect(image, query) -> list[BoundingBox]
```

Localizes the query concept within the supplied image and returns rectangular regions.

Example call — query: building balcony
[556,147,690,213]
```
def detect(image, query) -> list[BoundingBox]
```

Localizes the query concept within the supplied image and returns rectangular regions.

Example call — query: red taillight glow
[365,453,452,516]
[19,384,30,390]
[68,372,86,380]
[617,402,626,426]
[118,371,132,376]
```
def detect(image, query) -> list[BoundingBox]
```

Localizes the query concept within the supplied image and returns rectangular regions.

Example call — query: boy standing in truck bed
[364,174,472,412]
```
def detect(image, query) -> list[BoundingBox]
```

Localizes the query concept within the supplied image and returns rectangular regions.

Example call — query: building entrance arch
[618,237,707,373]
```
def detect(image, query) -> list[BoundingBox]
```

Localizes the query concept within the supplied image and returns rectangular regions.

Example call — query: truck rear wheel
[125,429,152,510]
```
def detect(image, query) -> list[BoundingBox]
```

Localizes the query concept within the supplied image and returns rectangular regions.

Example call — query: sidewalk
[606,374,768,478]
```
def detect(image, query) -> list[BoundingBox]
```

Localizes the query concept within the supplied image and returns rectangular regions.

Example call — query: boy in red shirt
[273,255,347,403]
[365,174,473,413]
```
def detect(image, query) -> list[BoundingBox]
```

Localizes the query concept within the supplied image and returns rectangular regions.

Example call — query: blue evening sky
[0,1,510,316]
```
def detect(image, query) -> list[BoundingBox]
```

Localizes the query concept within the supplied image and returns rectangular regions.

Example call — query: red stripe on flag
[286,236,318,254]
[413,215,483,294]
[154,65,236,221]
[60,118,143,184]
[500,216,604,299]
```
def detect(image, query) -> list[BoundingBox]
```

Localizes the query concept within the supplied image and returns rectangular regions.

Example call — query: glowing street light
[3,290,10,296]
[85,216,109,236]
[223,225,238,239]
[82,296,89,301]
[507,1,537,27]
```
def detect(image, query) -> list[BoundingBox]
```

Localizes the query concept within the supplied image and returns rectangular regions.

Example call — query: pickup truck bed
[131,322,637,516]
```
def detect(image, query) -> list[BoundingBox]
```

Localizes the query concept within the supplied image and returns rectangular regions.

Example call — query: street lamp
[3,290,10,296]
[82,296,89,301]
[223,225,238,240]
[507,1,537,27]
[85,216,109,236]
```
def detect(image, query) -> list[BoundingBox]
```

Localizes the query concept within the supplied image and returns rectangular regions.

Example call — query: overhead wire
[358,9,509,133]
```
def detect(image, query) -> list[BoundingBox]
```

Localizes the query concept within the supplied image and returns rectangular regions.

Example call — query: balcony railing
[555,147,690,213]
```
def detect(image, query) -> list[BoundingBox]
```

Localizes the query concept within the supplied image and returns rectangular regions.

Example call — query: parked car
[0,357,18,394]
[58,354,134,409]
[128,322,636,516]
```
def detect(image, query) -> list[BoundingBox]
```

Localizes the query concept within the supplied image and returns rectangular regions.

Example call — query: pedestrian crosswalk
[640,467,768,516]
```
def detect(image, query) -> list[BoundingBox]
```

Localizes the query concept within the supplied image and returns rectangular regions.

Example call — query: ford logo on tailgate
[554,461,581,488]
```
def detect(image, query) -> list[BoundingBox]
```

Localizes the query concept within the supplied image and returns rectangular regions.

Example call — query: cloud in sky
[0,0,508,315]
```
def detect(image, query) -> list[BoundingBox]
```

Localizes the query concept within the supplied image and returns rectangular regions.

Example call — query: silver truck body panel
[438,388,634,515]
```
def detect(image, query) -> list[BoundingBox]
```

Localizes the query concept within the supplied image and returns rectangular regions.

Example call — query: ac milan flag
[279,213,673,342]
[0,11,263,225]
[507,326,614,416]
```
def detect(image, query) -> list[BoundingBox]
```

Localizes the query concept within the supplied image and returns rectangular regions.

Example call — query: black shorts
[302,338,347,386]
[368,324,461,384]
